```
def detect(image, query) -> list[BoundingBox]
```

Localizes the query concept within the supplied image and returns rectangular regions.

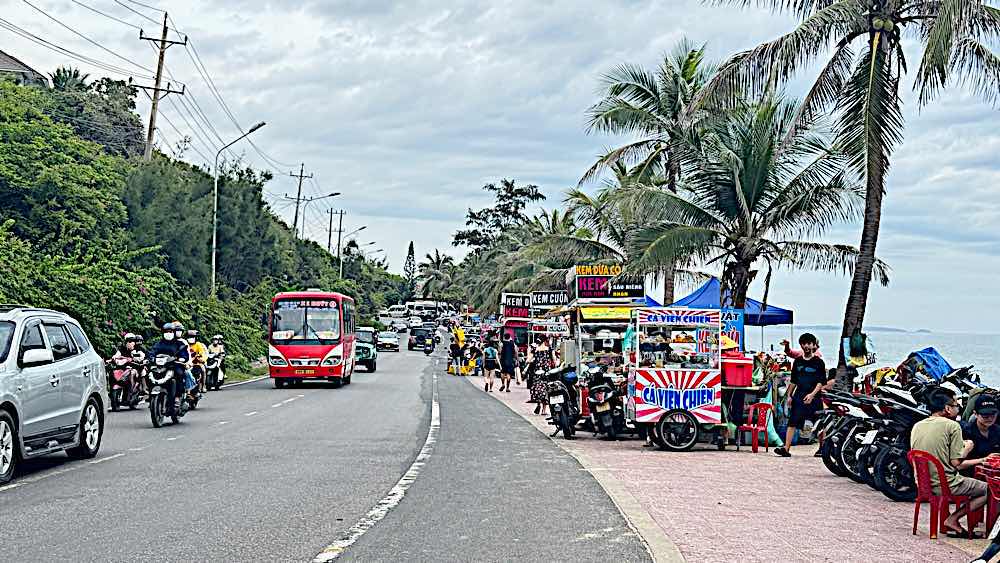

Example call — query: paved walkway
[466,375,977,563]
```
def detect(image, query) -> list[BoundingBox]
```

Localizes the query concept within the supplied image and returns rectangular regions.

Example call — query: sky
[3,0,999,332]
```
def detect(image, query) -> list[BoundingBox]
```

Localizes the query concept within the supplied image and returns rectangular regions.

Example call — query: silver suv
[0,305,108,484]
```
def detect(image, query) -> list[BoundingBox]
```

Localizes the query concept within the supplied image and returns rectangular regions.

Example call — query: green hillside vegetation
[0,76,404,372]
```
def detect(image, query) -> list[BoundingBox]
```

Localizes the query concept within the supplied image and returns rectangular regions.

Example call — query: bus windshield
[271,299,341,345]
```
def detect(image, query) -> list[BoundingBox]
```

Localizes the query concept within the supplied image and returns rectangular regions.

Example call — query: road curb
[461,376,684,563]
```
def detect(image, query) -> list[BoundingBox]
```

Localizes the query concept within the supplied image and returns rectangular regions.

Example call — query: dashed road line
[128,447,145,452]
[312,372,440,562]
[166,435,184,441]
[244,411,258,417]
[89,453,125,465]
[220,375,269,388]
[0,483,22,493]
[218,421,230,425]
[271,402,283,408]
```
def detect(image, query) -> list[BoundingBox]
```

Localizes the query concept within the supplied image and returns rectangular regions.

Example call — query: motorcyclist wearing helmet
[208,334,227,376]
[115,333,148,395]
[150,322,190,415]
[186,329,208,394]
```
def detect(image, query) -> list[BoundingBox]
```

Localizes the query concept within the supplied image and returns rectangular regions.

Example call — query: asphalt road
[0,346,648,562]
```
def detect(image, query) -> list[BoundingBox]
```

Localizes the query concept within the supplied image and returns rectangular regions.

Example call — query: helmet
[124,333,143,343]
[186,329,200,338]
[161,323,174,332]
[172,321,185,332]
[211,334,224,342]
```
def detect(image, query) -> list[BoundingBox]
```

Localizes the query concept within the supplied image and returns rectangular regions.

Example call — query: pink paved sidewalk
[473,376,976,563]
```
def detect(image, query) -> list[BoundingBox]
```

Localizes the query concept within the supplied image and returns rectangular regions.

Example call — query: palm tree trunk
[722,262,754,310]
[662,261,676,305]
[837,166,885,386]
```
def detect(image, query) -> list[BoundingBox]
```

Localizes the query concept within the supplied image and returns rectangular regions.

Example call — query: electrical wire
[112,0,160,26]
[70,0,141,30]
[165,96,216,156]
[157,108,210,164]
[0,17,154,79]
[120,0,164,13]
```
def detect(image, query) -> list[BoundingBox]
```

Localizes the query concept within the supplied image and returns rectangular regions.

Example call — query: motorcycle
[585,365,628,440]
[205,352,226,391]
[545,366,580,439]
[148,354,189,428]
[106,351,145,411]
[187,365,204,410]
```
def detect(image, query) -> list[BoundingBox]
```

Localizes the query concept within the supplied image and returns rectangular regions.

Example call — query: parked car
[0,305,109,485]
[393,320,408,333]
[355,327,378,372]
[408,328,431,351]
[377,331,400,351]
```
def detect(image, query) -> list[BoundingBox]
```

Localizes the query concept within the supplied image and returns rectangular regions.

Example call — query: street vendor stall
[628,307,760,451]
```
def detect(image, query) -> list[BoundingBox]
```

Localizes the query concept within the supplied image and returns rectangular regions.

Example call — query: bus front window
[272,300,341,344]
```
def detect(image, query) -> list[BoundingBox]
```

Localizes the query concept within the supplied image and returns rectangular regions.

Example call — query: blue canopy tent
[671,277,793,329]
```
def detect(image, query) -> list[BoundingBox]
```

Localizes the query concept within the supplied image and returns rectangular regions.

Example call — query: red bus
[267,290,357,388]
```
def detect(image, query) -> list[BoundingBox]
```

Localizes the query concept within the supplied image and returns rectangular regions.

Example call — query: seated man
[910,388,988,537]
[960,394,1000,476]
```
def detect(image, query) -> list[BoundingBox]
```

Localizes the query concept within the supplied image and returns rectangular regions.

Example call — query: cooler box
[721,352,753,387]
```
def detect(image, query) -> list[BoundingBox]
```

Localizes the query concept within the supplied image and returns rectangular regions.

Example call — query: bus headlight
[269,356,287,366]
[322,356,342,367]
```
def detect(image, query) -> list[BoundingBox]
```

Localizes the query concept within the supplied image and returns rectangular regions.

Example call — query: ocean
[748,327,1000,388]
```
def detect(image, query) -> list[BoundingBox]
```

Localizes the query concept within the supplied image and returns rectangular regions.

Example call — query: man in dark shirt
[775,333,825,457]
[960,394,1000,476]
[500,333,518,388]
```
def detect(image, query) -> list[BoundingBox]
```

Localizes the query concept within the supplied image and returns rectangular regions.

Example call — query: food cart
[628,307,725,451]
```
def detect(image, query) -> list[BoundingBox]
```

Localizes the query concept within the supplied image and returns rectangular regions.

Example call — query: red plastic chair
[909,449,984,539]
[736,403,773,453]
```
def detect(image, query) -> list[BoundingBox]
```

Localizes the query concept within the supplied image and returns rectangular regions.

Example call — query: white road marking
[128,447,145,452]
[166,435,184,441]
[271,402,283,408]
[312,372,440,562]
[281,397,297,405]
[218,421,230,425]
[0,483,22,492]
[220,375,269,388]
[244,411,258,417]
[21,465,79,484]
[89,453,125,465]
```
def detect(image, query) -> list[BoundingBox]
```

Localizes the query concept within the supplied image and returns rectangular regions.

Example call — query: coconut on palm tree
[622,97,889,309]
[701,0,1000,371]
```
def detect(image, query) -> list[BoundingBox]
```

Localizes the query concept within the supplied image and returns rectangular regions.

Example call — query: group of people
[448,330,519,393]
[111,322,226,414]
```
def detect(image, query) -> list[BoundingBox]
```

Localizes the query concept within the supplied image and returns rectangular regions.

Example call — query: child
[775,333,825,457]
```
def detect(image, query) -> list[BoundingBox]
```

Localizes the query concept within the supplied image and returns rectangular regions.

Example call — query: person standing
[500,333,517,389]
[531,337,553,416]
[482,339,499,392]
[449,337,463,375]
[775,333,825,457]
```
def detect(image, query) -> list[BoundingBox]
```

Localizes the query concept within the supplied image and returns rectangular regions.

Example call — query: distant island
[797,325,932,334]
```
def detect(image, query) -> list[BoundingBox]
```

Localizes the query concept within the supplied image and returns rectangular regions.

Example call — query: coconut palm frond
[578,138,665,187]
[781,42,855,151]
[778,241,891,286]
[949,36,1000,106]
[627,223,723,276]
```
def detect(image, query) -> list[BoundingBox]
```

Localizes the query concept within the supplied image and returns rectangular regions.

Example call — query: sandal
[943,525,983,539]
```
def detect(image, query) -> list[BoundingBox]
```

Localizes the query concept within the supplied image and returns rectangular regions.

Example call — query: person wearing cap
[959,395,1000,476]
[775,333,825,457]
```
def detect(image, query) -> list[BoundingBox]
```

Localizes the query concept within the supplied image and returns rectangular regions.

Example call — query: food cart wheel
[655,409,700,452]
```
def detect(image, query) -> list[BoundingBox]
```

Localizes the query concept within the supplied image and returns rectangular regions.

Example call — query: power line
[22,0,155,75]
[120,0,164,13]
[165,95,216,155]
[70,0,141,30]
[112,0,161,27]
[0,17,153,79]
[157,108,210,163]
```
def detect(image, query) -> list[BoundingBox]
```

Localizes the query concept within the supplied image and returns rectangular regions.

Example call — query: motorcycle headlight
[269,356,287,366]
[322,356,342,367]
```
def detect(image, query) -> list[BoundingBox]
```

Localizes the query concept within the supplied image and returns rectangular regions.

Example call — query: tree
[417,250,456,299]
[452,179,545,252]
[581,39,717,302]
[403,241,416,301]
[623,97,889,309]
[702,0,1000,374]
[49,66,89,91]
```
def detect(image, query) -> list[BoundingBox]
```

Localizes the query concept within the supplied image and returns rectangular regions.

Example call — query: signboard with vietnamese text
[500,293,530,321]
[530,290,569,309]
[575,276,644,300]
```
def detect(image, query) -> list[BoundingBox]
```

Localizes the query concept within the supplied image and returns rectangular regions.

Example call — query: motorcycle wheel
[150,395,165,428]
[656,409,699,451]
[821,429,850,477]
[109,387,121,412]
[838,427,867,484]
[873,448,917,502]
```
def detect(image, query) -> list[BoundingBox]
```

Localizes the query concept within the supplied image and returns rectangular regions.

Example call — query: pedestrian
[467,339,483,377]
[531,337,553,416]
[774,333,825,458]
[959,394,1000,476]
[500,333,517,390]
[483,339,499,392]
[911,388,988,537]
[781,338,824,359]
[449,337,462,375]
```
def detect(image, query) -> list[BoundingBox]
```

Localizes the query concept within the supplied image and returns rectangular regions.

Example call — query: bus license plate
[295,369,315,375]
[549,395,564,404]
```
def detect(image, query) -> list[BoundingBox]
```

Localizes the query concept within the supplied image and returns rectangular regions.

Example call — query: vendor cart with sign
[628,307,726,451]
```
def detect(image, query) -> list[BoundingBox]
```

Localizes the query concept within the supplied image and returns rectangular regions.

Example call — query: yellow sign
[574,264,623,276]
[580,307,632,321]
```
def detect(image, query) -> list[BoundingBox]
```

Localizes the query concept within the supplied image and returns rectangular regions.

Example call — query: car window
[19,323,47,363]
[66,323,92,352]
[43,324,77,361]
[0,321,14,363]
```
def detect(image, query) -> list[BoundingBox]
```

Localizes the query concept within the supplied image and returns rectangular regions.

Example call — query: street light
[299,192,342,238]
[211,121,266,299]
[338,225,367,278]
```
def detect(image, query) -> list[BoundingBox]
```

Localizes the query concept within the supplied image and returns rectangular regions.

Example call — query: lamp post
[338,225,366,278]
[211,121,265,299]
[298,192,341,238]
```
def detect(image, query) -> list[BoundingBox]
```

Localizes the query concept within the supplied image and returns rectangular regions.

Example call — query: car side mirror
[20,348,54,367]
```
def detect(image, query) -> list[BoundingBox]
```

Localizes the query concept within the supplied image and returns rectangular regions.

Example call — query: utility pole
[139,13,186,161]
[289,163,313,236]
[328,209,343,253]
[335,210,345,277]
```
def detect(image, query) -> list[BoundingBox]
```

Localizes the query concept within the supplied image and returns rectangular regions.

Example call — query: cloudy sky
[4,0,999,332]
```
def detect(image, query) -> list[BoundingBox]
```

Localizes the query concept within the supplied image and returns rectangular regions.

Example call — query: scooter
[206,352,225,390]
[585,365,627,440]
[423,338,434,356]
[187,365,204,409]
[545,366,580,439]
[148,354,189,428]
[106,351,145,411]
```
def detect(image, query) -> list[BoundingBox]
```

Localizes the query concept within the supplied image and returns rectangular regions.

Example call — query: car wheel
[331,377,343,388]
[0,411,18,485]
[368,361,377,373]
[274,378,285,389]
[67,398,102,459]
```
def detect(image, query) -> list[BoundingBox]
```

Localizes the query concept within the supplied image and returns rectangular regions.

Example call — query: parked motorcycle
[585,365,627,440]
[106,351,145,411]
[205,352,225,390]
[148,354,189,428]
[545,366,580,439]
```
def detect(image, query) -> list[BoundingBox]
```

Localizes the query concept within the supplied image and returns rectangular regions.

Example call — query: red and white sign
[632,368,721,424]
[635,308,720,325]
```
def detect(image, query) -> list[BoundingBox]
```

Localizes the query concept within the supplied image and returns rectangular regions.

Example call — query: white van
[388,305,407,318]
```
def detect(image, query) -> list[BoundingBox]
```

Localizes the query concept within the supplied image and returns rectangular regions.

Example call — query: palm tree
[417,250,455,299]
[701,0,1000,370]
[49,66,90,91]
[623,97,889,309]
